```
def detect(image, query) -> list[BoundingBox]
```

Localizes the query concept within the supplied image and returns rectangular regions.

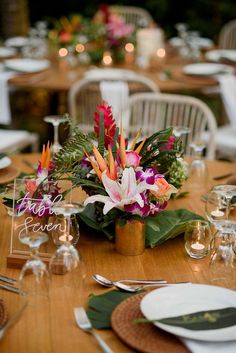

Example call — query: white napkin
[85,68,137,80]
[99,80,130,131]
[0,71,16,124]
[217,74,236,128]
[182,338,236,353]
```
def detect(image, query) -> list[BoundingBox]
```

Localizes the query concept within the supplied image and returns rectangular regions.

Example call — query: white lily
[84,167,158,215]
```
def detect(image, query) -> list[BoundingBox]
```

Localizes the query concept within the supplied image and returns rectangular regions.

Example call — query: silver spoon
[92,274,167,288]
[114,281,192,293]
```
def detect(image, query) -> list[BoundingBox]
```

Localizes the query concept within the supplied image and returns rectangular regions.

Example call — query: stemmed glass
[49,201,86,314]
[18,228,50,299]
[209,220,236,290]
[43,115,66,155]
[187,140,208,191]
[213,185,236,220]
[51,201,84,243]
[173,126,190,138]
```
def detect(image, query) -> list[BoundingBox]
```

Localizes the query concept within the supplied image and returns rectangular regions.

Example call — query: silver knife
[0,275,17,285]
[0,283,21,295]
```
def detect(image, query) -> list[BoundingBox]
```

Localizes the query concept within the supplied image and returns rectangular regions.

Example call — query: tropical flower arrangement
[48,6,135,64]
[53,102,195,247]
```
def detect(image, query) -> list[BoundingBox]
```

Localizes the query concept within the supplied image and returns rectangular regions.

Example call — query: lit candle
[191,242,205,251]
[211,209,224,217]
[103,51,112,66]
[58,47,68,57]
[59,234,73,242]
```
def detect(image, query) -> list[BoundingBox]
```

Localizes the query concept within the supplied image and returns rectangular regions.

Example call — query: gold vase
[115,220,145,256]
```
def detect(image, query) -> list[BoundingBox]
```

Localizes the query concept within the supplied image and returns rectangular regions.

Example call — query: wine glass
[187,140,208,191]
[209,220,236,290]
[43,115,66,155]
[51,201,84,243]
[172,126,190,159]
[49,201,86,315]
[172,126,190,138]
[213,185,236,220]
[18,227,50,300]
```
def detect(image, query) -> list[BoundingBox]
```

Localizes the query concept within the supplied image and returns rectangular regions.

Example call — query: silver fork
[73,307,114,353]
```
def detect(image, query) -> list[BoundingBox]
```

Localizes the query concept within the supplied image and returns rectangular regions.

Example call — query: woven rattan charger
[0,298,8,330]
[111,292,188,353]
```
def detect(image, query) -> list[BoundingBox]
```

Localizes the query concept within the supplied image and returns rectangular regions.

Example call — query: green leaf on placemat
[145,209,204,248]
[135,307,236,330]
[86,290,136,329]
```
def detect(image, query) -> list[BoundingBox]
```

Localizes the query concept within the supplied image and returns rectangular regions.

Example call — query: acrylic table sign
[7,177,83,268]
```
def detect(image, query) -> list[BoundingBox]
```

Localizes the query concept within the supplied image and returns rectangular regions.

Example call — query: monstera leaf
[145,209,204,248]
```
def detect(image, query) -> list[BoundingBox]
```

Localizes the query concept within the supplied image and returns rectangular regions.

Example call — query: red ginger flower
[94,102,117,148]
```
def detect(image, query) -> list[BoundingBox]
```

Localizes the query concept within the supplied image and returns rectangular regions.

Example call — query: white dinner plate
[205,50,236,63]
[4,36,29,48]
[0,157,11,169]
[183,63,234,76]
[169,37,213,49]
[0,47,16,58]
[140,284,236,341]
[4,59,50,73]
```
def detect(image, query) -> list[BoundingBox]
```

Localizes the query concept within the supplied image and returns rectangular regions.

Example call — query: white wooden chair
[68,69,159,133]
[0,129,39,153]
[219,20,236,49]
[125,92,217,159]
[109,5,153,28]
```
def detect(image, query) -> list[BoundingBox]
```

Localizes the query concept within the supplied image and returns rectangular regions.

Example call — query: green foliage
[87,290,135,329]
[79,205,204,247]
[145,209,204,248]
[54,117,94,170]
[137,307,236,331]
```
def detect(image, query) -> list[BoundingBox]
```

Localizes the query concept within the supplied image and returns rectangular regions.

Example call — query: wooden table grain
[0,154,235,353]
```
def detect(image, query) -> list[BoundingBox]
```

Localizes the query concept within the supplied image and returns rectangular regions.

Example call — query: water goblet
[43,115,66,155]
[213,184,236,220]
[18,227,50,299]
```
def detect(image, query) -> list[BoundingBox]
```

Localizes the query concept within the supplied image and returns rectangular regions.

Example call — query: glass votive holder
[184,220,211,259]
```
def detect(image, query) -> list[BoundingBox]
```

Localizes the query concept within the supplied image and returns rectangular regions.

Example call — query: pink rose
[25,179,37,197]
[125,151,141,168]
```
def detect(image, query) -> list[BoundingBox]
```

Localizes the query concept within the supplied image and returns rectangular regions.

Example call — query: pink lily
[84,167,157,215]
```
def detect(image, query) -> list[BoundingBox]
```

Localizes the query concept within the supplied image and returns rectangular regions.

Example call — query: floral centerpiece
[48,6,135,64]
[54,102,195,250]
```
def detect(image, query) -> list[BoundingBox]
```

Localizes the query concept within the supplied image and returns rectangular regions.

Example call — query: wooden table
[7,52,221,94]
[0,155,235,353]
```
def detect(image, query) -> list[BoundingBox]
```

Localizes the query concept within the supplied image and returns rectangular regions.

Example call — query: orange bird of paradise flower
[40,142,51,169]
